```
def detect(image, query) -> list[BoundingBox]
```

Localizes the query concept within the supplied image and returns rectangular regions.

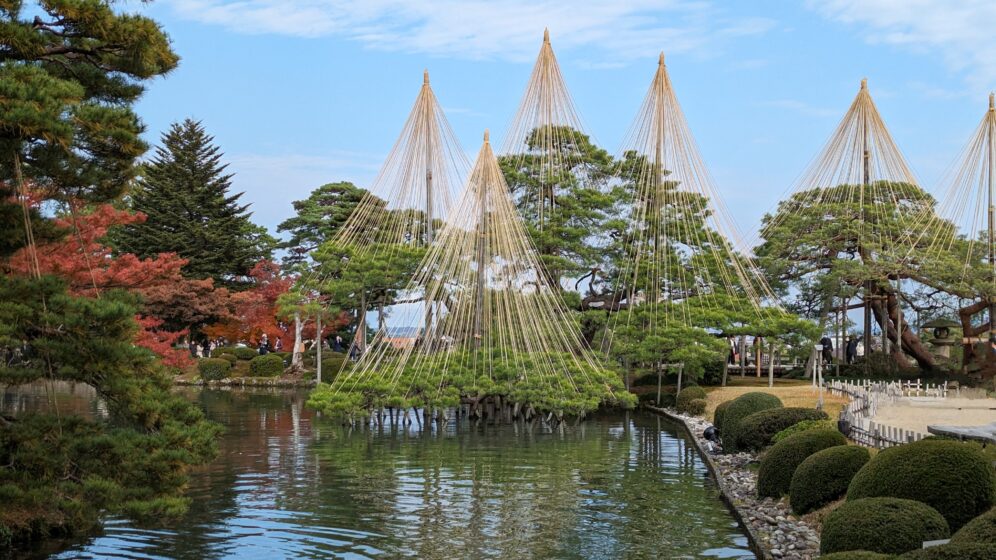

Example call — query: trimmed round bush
[757,428,847,498]
[249,354,284,377]
[951,508,996,545]
[821,552,896,560]
[898,543,996,559]
[773,418,838,443]
[232,346,259,360]
[197,358,231,381]
[721,392,783,452]
[790,445,870,514]
[713,399,732,432]
[735,407,829,451]
[821,497,950,555]
[683,398,707,416]
[217,353,238,364]
[676,386,707,414]
[847,439,996,531]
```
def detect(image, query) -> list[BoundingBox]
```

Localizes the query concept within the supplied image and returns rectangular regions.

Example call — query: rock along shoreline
[646,405,822,560]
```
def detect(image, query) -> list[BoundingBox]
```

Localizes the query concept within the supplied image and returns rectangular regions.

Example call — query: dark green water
[5,387,753,559]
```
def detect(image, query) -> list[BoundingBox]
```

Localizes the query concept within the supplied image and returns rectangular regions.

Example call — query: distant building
[384,326,420,350]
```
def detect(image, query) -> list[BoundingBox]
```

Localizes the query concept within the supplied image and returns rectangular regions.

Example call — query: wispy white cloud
[162,0,775,63]
[809,0,996,91]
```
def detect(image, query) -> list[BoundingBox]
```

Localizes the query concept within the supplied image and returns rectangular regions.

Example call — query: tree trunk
[958,299,990,370]
[870,286,935,370]
[291,311,304,369]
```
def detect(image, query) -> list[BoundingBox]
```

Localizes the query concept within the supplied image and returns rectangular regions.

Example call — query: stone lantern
[922,317,959,359]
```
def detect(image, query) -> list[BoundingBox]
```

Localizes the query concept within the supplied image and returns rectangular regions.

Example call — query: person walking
[258,334,269,355]
[274,337,283,352]
[188,338,199,358]
[200,338,211,358]
[333,335,344,352]
[819,335,833,365]
[845,336,858,364]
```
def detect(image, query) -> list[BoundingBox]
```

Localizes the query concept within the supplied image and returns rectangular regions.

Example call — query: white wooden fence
[829,379,946,448]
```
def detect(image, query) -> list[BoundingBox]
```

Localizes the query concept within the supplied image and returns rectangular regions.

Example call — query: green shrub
[735,407,829,451]
[898,543,996,559]
[773,418,838,443]
[249,354,284,377]
[713,400,732,432]
[847,439,996,531]
[721,392,783,452]
[683,399,707,415]
[821,497,950,555]
[197,358,231,381]
[676,386,707,414]
[950,508,996,545]
[790,445,870,514]
[820,552,896,560]
[232,346,258,360]
[758,428,847,498]
[217,353,237,364]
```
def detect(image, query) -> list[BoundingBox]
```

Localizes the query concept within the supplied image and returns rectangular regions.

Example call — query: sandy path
[870,398,996,434]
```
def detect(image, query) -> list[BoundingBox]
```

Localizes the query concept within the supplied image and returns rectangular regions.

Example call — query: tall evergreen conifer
[116,119,274,288]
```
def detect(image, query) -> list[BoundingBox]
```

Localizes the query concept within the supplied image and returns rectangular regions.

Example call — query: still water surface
[5,387,753,559]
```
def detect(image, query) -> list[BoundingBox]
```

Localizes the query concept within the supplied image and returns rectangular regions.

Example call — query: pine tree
[277,181,367,266]
[116,119,274,289]
[1,1,220,546]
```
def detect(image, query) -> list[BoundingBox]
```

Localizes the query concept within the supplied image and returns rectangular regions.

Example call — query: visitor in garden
[201,339,212,358]
[727,337,738,364]
[820,335,833,364]
[188,338,199,358]
[845,336,858,364]
[334,335,344,352]
[349,343,360,361]
[258,334,269,355]
[274,338,283,352]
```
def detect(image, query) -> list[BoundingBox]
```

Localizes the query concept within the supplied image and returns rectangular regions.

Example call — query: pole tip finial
[484,129,490,144]
[861,78,868,90]
[659,52,665,66]
[989,92,994,110]
[543,27,550,43]
[423,69,429,84]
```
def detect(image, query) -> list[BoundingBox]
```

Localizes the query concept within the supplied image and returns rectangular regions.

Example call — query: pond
[4,386,754,559]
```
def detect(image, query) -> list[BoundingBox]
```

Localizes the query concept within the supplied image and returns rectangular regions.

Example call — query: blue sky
[132,0,996,241]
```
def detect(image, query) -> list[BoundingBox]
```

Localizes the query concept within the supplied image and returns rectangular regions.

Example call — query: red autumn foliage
[7,203,230,367]
[135,316,193,368]
[205,260,294,348]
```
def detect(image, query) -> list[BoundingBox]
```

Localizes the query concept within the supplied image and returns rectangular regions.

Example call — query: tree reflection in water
[2,387,753,559]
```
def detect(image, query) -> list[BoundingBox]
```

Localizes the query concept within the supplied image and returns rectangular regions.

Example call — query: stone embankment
[648,406,822,560]
[174,377,317,388]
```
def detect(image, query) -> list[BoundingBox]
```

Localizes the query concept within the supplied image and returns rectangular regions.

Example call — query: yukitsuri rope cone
[328,70,469,251]
[754,78,930,362]
[307,71,471,350]
[603,54,785,363]
[499,28,601,231]
[907,94,996,375]
[308,131,635,424]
